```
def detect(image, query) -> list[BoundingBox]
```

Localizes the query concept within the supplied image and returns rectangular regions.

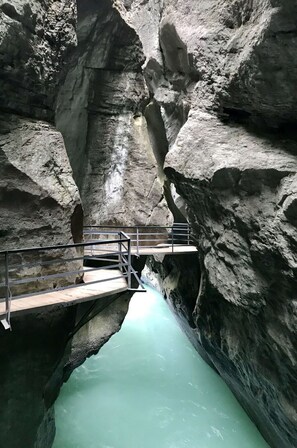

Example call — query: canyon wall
[0,1,170,446]
[120,1,297,447]
[1,0,297,447]
[0,1,153,446]
[0,0,82,249]
[56,0,169,226]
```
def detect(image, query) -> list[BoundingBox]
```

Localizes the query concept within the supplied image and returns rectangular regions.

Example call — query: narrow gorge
[0,0,297,447]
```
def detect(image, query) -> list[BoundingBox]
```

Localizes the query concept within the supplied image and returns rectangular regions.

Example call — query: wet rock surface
[1,0,297,447]
[121,1,297,447]
[0,307,76,448]
[0,0,77,120]
[56,0,169,226]
[164,112,297,448]
[0,113,81,250]
[145,253,201,345]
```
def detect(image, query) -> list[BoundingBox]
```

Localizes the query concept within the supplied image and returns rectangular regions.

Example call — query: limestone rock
[56,0,169,226]
[64,292,131,378]
[3,1,297,448]
[164,110,297,447]
[0,0,82,250]
[0,0,77,120]
[0,113,83,298]
[0,113,82,250]
[116,1,297,446]
[0,307,76,448]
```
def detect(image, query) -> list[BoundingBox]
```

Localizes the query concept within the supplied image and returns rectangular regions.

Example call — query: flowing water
[53,286,269,448]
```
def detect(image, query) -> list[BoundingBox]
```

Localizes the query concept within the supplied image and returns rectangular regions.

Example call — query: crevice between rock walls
[55,0,170,227]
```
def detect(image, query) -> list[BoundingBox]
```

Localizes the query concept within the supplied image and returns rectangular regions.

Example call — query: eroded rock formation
[0,1,169,446]
[56,0,169,226]
[121,1,297,447]
[1,0,297,447]
[0,0,82,248]
[0,1,141,447]
[163,113,297,448]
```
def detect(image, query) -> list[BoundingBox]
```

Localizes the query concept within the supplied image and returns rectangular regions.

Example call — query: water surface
[54,286,269,448]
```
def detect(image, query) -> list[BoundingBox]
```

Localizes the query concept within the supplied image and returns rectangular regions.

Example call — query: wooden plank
[84,245,198,257]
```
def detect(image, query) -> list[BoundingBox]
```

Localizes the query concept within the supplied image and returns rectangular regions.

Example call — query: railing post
[172,225,174,253]
[187,224,190,246]
[127,236,132,289]
[136,227,139,256]
[118,232,122,270]
[4,252,11,329]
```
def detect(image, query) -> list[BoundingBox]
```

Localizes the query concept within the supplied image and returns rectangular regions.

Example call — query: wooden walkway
[85,245,197,258]
[0,225,197,328]
[0,268,127,318]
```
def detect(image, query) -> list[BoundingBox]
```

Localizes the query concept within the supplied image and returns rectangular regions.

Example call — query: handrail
[83,223,194,256]
[84,223,189,229]
[0,232,125,255]
[0,231,133,330]
[0,224,194,330]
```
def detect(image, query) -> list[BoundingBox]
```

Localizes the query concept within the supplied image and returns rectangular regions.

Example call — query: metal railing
[0,232,133,330]
[84,223,194,256]
[0,224,194,329]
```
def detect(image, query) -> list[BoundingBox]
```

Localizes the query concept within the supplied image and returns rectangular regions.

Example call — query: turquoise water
[53,286,269,448]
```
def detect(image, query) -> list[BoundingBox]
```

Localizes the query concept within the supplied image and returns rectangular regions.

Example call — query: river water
[53,286,269,448]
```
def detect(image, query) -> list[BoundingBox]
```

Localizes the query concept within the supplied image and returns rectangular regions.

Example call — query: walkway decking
[84,245,197,258]
[0,268,127,318]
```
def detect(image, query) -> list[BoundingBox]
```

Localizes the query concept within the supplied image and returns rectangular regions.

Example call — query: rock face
[0,0,77,120]
[164,112,297,448]
[56,0,169,226]
[0,307,77,448]
[0,1,168,447]
[0,0,83,250]
[63,291,131,379]
[0,0,83,310]
[0,2,84,446]
[2,0,297,447]
[0,113,82,250]
[117,1,297,447]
